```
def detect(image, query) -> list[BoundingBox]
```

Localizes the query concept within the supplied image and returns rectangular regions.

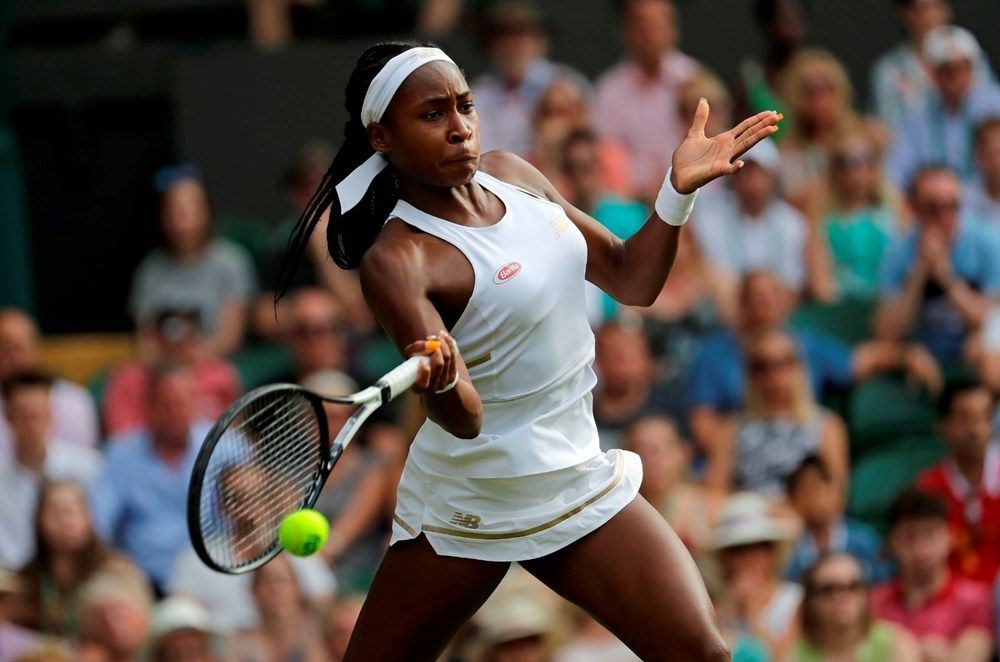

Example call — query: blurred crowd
[4,0,1000,659]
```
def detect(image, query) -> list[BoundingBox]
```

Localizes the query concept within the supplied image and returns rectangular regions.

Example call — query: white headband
[335,47,457,213]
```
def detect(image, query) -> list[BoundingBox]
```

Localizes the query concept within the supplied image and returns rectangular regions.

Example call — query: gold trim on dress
[464,352,492,369]
[421,454,626,540]
[392,513,418,537]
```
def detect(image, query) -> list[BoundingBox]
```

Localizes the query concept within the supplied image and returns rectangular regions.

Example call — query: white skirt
[390,449,643,562]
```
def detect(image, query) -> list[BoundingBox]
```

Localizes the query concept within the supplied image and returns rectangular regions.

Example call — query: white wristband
[434,373,460,394]
[655,168,698,226]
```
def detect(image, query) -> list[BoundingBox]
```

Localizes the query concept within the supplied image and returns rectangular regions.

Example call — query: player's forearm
[423,380,483,439]
[608,219,682,306]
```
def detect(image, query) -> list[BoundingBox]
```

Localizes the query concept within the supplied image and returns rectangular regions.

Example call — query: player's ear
[368,123,391,154]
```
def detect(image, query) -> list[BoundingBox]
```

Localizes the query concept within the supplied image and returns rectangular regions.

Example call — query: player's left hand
[670,99,782,194]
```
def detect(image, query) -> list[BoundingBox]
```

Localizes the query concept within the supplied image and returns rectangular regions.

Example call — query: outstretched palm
[670,99,782,194]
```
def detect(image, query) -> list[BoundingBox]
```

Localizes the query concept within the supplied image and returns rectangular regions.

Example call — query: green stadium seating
[231,343,294,390]
[791,297,877,346]
[846,376,938,455]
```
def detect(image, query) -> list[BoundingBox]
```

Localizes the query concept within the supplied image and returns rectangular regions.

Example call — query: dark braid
[277,40,434,298]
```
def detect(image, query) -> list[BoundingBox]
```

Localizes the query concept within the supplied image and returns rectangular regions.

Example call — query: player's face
[373,62,480,189]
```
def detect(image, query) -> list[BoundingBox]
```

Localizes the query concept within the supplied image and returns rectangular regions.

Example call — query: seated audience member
[130,164,257,357]
[593,322,672,450]
[0,308,98,455]
[877,166,1000,364]
[889,26,1000,187]
[554,606,638,662]
[148,596,215,662]
[711,493,801,659]
[226,555,327,662]
[467,594,559,662]
[103,308,241,437]
[823,128,900,299]
[304,371,387,592]
[323,595,365,662]
[595,0,701,199]
[707,331,848,499]
[692,139,821,299]
[0,568,40,662]
[733,0,806,123]
[872,488,994,661]
[623,416,721,553]
[793,553,919,661]
[529,79,631,199]
[785,457,890,583]
[965,117,1000,225]
[675,70,734,204]
[280,288,351,383]
[76,571,154,662]
[688,270,939,454]
[471,0,586,157]
[91,363,210,593]
[915,380,1000,583]
[10,480,145,637]
[0,375,102,570]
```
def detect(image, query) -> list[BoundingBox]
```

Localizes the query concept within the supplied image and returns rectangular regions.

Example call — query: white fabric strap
[654,168,698,226]
[336,47,457,213]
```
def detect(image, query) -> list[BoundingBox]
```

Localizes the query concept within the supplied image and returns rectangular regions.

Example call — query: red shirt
[916,445,1000,584]
[871,572,993,641]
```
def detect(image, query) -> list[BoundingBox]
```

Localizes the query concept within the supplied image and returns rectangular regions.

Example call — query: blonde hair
[824,125,900,215]
[743,330,817,424]
[782,49,859,145]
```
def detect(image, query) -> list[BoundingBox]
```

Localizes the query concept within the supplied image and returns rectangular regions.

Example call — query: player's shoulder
[479,151,556,201]
[360,220,429,294]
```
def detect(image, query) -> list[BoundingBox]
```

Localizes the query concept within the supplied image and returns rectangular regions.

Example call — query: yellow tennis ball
[278,509,329,557]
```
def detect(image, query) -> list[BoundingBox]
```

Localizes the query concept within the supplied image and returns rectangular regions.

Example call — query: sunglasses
[833,151,878,170]
[916,198,960,216]
[748,354,799,375]
[809,579,866,598]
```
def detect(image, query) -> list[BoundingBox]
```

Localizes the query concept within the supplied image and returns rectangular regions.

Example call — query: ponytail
[277,40,433,298]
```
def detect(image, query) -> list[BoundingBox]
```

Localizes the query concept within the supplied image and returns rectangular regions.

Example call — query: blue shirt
[785,518,893,584]
[91,422,209,588]
[880,217,1000,362]
[686,327,852,412]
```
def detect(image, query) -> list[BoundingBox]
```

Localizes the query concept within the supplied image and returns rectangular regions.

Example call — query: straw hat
[709,492,796,552]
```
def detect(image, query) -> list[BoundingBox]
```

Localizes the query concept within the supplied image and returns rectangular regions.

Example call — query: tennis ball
[278,509,329,557]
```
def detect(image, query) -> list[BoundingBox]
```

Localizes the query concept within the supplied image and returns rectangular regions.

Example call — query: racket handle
[376,355,429,402]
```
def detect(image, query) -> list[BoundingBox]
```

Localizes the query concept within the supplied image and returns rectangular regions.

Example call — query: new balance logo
[449,512,482,529]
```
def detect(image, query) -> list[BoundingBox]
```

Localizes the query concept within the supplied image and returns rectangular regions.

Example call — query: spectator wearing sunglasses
[872,488,994,661]
[877,165,1000,364]
[793,553,919,661]
[706,330,848,500]
[279,287,351,384]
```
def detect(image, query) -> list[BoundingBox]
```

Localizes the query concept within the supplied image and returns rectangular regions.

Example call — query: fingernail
[776,113,784,120]
[772,125,780,133]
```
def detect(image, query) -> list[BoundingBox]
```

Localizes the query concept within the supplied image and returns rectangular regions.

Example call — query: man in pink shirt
[595,0,701,199]
[872,487,993,662]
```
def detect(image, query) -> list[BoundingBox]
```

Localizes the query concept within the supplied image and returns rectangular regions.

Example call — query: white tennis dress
[389,170,642,561]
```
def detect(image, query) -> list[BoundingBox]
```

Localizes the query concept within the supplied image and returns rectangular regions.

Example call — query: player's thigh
[521,497,729,662]
[343,534,510,662]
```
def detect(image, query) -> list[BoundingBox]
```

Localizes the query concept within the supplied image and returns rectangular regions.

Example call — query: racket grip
[377,355,429,402]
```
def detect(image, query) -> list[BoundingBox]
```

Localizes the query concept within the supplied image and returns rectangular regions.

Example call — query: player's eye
[423,110,443,120]
[460,102,475,113]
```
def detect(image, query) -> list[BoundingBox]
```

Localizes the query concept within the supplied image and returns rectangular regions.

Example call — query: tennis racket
[187,343,437,574]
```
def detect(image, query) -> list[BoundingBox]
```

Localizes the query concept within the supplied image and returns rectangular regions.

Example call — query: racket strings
[195,391,328,571]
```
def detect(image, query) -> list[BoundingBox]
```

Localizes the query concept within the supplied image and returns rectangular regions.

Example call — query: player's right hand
[404,330,460,394]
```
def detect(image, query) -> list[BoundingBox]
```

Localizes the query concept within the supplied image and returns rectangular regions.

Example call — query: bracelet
[654,168,698,226]
[434,373,460,394]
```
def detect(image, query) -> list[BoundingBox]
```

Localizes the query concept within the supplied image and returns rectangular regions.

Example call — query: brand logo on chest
[493,262,522,284]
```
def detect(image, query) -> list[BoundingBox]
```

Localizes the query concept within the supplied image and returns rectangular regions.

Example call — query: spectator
[915,380,1000,584]
[823,127,900,299]
[711,493,801,659]
[323,594,365,662]
[870,0,955,127]
[691,139,826,300]
[103,308,241,437]
[784,457,891,583]
[468,594,559,662]
[687,270,940,454]
[593,322,671,451]
[130,164,257,357]
[91,363,210,593]
[0,308,98,456]
[623,416,720,553]
[889,26,1000,187]
[734,0,807,123]
[226,555,327,662]
[0,568,40,662]
[148,596,216,662]
[595,0,701,199]
[280,287,350,383]
[676,70,735,201]
[554,606,637,662]
[792,553,919,661]
[529,80,631,200]
[471,0,586,157]
[964,117,1000,224]
[9,480,145,637]
[872,488,994,660]
[0,375,102,570]
[305,370,387,593]
[876,166,1000,364]
[76,571,154,662]
[706,330,848,499]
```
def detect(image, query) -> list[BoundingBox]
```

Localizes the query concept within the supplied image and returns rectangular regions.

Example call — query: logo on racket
[493,262,521,284]
[449,512,482,529]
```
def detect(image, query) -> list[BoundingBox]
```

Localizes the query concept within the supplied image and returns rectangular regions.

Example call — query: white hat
[924,25,981,67]
[740,138,781,174]
[149,596,213,645]
[302,369,359,398]
[709,493,795,551]
[474,596,555,648]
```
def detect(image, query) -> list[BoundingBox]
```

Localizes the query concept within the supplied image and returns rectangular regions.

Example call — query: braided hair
[277,40,434,297]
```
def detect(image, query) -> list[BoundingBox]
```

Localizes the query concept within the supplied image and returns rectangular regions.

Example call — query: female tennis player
[279,41,780,661]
